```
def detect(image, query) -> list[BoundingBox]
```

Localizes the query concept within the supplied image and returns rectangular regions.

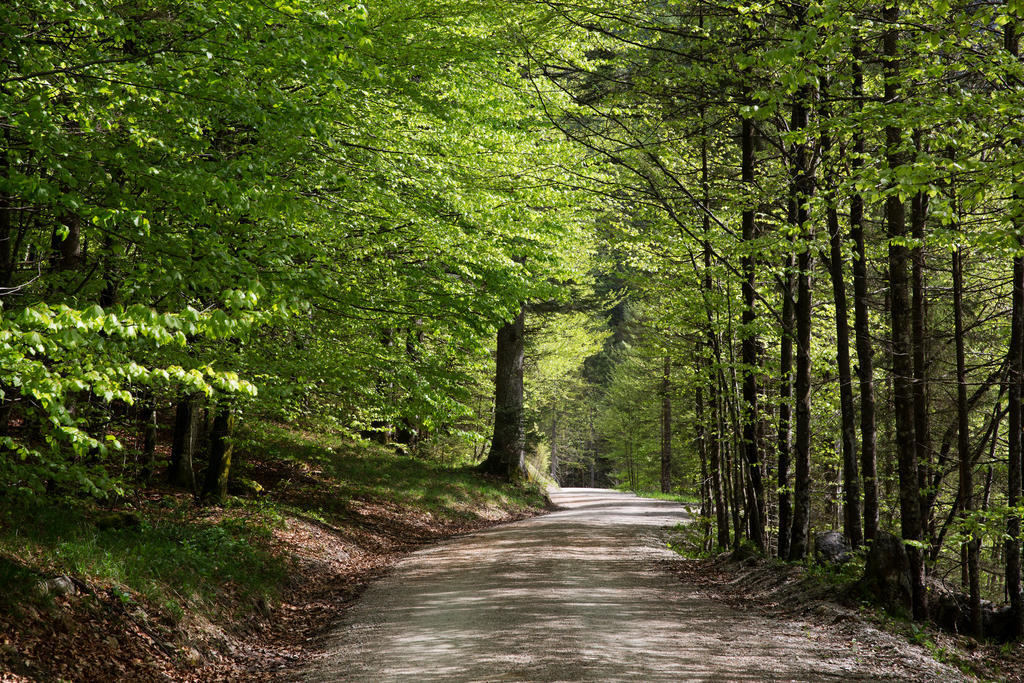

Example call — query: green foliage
[0,497,287,617]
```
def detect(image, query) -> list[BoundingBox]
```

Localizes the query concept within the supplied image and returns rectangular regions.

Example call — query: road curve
[301,488,961,682]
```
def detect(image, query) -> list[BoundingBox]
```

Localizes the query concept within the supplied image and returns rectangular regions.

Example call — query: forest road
[301,488,964,682]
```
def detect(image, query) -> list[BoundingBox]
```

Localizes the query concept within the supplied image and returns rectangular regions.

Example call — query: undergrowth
[0,418,545,632]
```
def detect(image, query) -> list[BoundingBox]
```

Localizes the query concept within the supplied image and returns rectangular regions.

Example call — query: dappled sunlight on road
[302,489,955,682]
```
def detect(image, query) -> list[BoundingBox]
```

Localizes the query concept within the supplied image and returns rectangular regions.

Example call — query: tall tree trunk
[549,408,559,482]
[953,241,982,636]
[709,349,729,549]
[822,89,863,548]
[850,42,879,543]
[777,248,795,559]
[740,114,766,551]
[911,187,933,540]
[479,306,527,481]
[701,117,729,549]
[661,355,672,494]
[827,205,862,548]
[202,403,235,504]
[884,1,927,620]
[169,395,198,492]
[1008,254,1024,639]
[0,130,13,289]
[1005,15,1024,641]
[788,91,815,561]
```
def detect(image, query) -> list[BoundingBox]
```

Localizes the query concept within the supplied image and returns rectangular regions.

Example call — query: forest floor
[0,422,546,682]
[666,549,1024,681]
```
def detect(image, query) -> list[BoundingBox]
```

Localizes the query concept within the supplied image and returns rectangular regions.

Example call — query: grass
[0,418,545,627]
[235,421,547,527]
[617,488,699,506]
[0,495,288,620]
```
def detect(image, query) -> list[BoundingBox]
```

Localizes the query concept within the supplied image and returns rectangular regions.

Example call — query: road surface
[302,488,962,682]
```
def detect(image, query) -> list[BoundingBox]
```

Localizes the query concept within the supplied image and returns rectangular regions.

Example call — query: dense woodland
[3,0,1024,644]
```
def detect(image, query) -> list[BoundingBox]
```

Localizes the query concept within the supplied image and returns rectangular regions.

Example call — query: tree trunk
[827,205,862,548]
[1007,253,1024,639]
[479,306,527,481]
[740,114,766,551]
[51,213,82,272]
[789,91,815,562]
[709,353,729,549]
[911,188,933,541]
[1005,17,1024,641]
[777,248,795,559]
[0,131,12,289]
[850,42,879,543]
[661,355,672,494]
[953,242,982,636]
[202,403,235,504]
[701,118,729,550]
[549,408,559,483]
[169,395,198,492]
[884,0,927,620]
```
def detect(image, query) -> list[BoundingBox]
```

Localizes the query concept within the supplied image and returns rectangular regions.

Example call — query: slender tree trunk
[911,187,933,540]
[0,130,13,289]
[701,118,729,549]
[953,241,982,636]
[661,355,672,494]
[709,351,729,549]
[1008,255,1024,638]
[202,403,235,504]
[724,370,742,548]
[884,2,927,620]
[1005,16,1024,641]
[740,114,765,551]
[823,98,862,548]
[850,43,879,542]
[788,91,815,561]
[480,306,527,481]
[549,408,559,482]
[827,206,862,548]
[777,248,795,559]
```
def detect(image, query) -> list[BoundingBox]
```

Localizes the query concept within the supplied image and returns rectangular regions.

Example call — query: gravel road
[302,488,964,682]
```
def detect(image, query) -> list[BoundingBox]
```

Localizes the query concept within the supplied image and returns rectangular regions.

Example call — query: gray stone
[814,531,851,565]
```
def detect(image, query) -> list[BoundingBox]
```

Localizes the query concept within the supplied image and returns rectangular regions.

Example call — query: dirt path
[301,488,965,682]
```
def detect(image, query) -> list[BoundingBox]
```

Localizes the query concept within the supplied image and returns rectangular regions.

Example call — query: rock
[228,478,265,497]
[183,647,203,667]
[814,531,851,565]
[856,532,912,616]
[39,575,77,597]
[255,595,272,619]
[96,511,142,531]
[729,541,761,563]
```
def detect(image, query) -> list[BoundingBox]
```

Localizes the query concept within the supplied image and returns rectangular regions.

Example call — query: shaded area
[302,489,963,682]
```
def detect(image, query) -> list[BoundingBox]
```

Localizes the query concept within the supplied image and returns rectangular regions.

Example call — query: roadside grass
[618,488,699,506]
[236,421,547,528]
[0,418,544,630]
[0,494,288,621]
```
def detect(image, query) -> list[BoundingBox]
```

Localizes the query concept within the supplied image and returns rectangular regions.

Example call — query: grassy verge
[0,420,545,681]
[616,488,699,506]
